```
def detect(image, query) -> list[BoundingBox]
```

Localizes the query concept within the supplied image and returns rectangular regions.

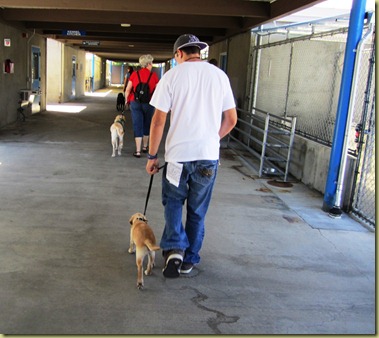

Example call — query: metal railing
[227,107,296,182]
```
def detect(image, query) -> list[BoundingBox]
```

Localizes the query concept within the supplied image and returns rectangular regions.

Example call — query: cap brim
[176,41,208,51]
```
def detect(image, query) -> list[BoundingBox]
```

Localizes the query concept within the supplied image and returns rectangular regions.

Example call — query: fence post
[322,0,367,212]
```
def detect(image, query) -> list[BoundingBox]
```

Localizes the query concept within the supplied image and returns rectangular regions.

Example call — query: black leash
[143,164,166,216]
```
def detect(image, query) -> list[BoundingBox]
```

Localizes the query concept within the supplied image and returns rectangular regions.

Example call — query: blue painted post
[322,0,367,212]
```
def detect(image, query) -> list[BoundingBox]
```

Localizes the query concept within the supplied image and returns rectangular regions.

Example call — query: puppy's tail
[145,240,160,252]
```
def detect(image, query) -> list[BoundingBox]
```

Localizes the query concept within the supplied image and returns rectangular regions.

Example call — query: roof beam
[2,9,241,29]
[0,0,269,17]
[56,38,176,48]
[0,0,324,62]
[26,22,226,36]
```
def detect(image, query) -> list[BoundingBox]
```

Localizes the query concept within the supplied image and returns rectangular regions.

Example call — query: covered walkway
[0,89,375,334]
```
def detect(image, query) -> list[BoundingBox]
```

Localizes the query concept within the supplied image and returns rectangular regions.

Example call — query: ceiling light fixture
[121,23,131,27]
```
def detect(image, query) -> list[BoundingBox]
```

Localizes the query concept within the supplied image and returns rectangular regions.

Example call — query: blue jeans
[160,160,219,265]
[130,101,155,137]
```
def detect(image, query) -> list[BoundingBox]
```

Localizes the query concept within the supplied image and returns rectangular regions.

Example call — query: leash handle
[143,164,166,216]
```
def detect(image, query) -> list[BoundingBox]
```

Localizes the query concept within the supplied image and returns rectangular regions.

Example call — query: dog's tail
[145,240,160,252]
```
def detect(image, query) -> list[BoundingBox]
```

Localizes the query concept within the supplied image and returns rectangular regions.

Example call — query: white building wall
[46,39,63,104]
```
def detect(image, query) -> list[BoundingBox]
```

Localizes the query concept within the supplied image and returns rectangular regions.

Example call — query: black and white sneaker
[162,250,183,278]
[180,262,194,274]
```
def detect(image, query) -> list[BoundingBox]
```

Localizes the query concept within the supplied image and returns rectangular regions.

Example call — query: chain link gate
[349,30,375,227]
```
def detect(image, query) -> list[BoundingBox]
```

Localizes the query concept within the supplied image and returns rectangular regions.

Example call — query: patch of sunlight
[85,90,113,97]
[46,104,87,113]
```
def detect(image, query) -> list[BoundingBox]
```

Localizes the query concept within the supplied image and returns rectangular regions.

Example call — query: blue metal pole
[322,0,367,212]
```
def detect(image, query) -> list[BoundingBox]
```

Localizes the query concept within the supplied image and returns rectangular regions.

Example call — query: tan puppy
[110,114,126,157]
[128,213,160,289]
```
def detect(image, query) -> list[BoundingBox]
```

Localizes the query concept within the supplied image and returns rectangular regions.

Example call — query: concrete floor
[0,88,375,334]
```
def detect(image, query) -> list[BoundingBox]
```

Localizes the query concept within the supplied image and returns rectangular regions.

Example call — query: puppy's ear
[129,216,134,225]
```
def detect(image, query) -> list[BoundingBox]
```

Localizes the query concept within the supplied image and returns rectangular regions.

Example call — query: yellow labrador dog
[128,213,160,289]
[110,114,126,157]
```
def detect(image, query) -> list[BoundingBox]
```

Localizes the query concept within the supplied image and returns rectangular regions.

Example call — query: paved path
[0,89,375,334]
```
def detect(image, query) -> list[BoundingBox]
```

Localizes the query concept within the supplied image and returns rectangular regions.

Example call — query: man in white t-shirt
[146,34,237,278]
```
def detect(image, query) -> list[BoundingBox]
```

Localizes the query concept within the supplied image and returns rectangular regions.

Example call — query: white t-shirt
[150,61,236,162]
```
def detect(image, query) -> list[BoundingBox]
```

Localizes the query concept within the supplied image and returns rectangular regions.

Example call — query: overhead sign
[82,41,100,46]
[62,30,86,36]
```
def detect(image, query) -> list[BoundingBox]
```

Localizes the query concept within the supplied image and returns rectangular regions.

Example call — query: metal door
[31,46,41,91]
[71,55,77,98]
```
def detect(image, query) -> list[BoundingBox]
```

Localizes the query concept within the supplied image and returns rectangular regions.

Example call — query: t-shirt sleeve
[222,75,236,111]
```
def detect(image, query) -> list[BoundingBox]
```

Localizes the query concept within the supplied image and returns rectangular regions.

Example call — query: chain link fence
[248,19,375,227]
[349,30,375,227]
[250,27,349,146]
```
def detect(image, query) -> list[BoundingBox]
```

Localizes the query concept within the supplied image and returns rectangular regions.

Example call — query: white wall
[290,135,331,192]
[60,45,87,102]
[46,39,63,103]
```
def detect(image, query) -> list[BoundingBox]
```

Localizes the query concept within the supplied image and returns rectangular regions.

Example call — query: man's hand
[146,158,160,175]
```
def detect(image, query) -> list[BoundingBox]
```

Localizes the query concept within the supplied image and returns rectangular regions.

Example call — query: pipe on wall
[322,0,367,213]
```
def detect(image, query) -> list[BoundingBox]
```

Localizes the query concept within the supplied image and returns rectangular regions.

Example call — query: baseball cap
[173,34,208,54]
